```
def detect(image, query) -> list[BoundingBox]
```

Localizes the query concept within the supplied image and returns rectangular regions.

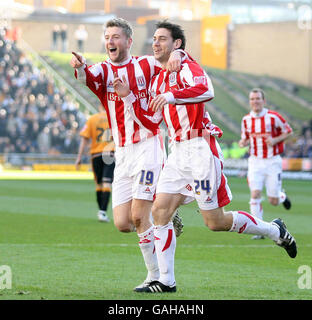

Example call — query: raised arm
[150,60,214,112]
[70,51,106,97]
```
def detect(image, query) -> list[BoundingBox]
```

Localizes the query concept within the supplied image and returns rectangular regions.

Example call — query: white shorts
[112,135,165,208]
[156,136,232,210]
[247,155,282,198]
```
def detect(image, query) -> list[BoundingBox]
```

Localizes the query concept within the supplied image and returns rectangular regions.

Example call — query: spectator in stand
[302,129,312,158]
[60,24,68,53]
[52,25,60,51]
[283,119,312,158]
[4,26,21,43]
[0,27,86,155]
[100,25,106,53]
[74,25,88,53]
[0,109,7,137]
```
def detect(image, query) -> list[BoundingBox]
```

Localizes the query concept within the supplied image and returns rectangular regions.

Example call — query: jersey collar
[108,56,132,67]
[250,107,268,118]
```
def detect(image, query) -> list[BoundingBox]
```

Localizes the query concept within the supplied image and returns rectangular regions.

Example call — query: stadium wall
[11,19,147,57]
[11,19,201,60]
[12,19,311,87]
[229,21,312,88]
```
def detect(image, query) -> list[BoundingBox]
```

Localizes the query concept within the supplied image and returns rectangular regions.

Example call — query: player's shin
[153,222,176,286]
[138,225,159,281]
[249,198,263,220]
[101,187,111,211]
[229,210,279,241]
[96,190,103,210]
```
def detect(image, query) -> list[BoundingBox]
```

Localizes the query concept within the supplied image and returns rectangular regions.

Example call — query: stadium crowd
[0,27,86,155]
[283,120,312,158]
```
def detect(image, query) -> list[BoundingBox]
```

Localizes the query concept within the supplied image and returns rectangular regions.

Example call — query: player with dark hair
[114,21,297,293]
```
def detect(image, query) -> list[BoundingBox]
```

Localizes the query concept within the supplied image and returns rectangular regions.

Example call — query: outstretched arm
[150,61,214,112]
[70,51,85,68]
[70,52,106,96]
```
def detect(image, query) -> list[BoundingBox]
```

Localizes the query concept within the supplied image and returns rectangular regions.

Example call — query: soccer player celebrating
[70,18,183,290]
[239,89,293,239]
[75,104,115,222]
[114,21,297,293]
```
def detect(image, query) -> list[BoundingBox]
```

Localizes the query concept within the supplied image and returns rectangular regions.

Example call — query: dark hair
[250,88,265,100]
[155,21,186,50]
[105,18,133,38]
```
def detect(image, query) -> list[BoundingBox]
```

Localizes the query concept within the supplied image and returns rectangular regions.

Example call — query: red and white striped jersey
[241,108,292,158]
[123,58,215,142]
[156,59,214,141]
[75,55,161,147]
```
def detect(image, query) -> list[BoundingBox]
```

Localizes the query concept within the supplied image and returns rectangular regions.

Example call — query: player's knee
[132,217,141,228]
[114,220,133,233]
[151,203,172,225]
[251,191,261,199]
[202,208,228,231]
[205,221,224,231]
[269,197,279,206]
[131,211,147,228]
[203,214,227,231]
[102,182,112,192]
[151,204,162,221]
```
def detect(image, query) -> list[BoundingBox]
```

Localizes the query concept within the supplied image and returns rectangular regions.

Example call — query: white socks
[279,191,286,204]
[230,210,280,241]
[250,191,287,220]
[138,222,177,286]
[154,222,176,286]
[250,198,263,220]
[138,225,159,282]
[139,210,281,287]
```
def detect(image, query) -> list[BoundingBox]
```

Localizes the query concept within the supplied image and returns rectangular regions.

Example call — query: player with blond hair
[71,18,184,290]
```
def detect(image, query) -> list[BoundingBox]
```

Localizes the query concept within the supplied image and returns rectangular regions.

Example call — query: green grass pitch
[0,175,311,300]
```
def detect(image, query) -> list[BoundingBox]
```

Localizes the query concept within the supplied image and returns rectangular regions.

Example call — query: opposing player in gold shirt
[76,105,115,222]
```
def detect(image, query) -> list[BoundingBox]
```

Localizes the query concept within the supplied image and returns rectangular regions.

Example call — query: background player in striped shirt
[70,18,184,290]
[239,88,293,239]
[75,104,115,222]
[114,21,297,293]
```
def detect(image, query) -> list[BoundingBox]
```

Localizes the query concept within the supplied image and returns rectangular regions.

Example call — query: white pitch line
[1,243,311,248]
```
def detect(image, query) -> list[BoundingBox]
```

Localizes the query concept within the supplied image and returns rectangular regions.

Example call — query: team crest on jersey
[136,76,146,89]
[169,72,177,86]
